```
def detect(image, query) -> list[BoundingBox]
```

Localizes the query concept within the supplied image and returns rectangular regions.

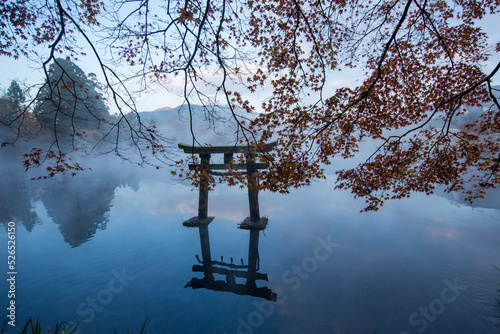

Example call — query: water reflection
[39,174,119,247]
[0,159,40,231]
[1,145,498,250]
[0,154,138,247]
[1,150,500,333]
[184,221,277,301]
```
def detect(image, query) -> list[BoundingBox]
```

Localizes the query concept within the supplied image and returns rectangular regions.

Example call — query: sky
[0,9,498,113]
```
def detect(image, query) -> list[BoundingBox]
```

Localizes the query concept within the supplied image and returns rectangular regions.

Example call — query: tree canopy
[0,0,499,210]
[1,80,24,120]
[0,80,29,144]
[34,58,111,137]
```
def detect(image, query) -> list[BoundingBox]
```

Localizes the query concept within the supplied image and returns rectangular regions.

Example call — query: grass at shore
[0,317,148,334]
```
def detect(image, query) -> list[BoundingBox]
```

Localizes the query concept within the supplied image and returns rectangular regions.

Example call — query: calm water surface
[1,155,499,334]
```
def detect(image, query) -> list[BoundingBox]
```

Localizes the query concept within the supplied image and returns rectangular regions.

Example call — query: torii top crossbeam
[177,141,278,155]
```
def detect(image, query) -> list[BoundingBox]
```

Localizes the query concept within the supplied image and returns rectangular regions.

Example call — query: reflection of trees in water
[40,173,120,247]
[0,154,138,247]
[0,157,40,231]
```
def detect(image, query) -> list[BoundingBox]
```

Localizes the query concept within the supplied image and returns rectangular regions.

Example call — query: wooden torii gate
[178,141,277,230]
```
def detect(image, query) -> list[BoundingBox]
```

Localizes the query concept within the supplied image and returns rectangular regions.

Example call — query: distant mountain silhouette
[139,104,259,146]
[153,106,173,112]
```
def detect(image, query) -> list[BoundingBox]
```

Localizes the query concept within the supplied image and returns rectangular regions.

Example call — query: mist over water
[0,144,499,333]
[1,102,500,333]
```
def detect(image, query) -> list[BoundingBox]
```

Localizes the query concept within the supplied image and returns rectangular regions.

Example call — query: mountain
[138,104,259,146]
[153,106,173,112]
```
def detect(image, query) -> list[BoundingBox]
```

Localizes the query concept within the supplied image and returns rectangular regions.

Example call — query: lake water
[1,154,499,334]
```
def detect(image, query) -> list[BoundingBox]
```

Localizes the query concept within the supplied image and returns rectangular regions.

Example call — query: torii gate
[178,141,278,301]
[178,141,277,230]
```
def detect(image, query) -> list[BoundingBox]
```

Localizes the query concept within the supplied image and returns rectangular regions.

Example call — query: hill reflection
[0,153,139,247]
[39,172,121,247]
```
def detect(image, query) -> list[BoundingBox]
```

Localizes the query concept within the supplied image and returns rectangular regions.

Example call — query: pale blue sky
[1,12,498,113]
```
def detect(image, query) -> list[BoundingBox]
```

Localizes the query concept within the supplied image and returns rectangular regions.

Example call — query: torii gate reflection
[183,220,276,301]
[179,141,277,302]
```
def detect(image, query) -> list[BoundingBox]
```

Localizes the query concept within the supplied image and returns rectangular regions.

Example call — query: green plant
[0,317,148,334]
[0,317,77,334]
[113,317,148,334]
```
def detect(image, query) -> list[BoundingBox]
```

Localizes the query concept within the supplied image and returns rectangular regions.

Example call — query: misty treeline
[1,59,115,148]
[0,58,172,178]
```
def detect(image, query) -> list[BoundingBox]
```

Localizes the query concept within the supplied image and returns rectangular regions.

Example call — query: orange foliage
[166,0,499,210]
[0,0,103,59]
[2,0,499,210]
